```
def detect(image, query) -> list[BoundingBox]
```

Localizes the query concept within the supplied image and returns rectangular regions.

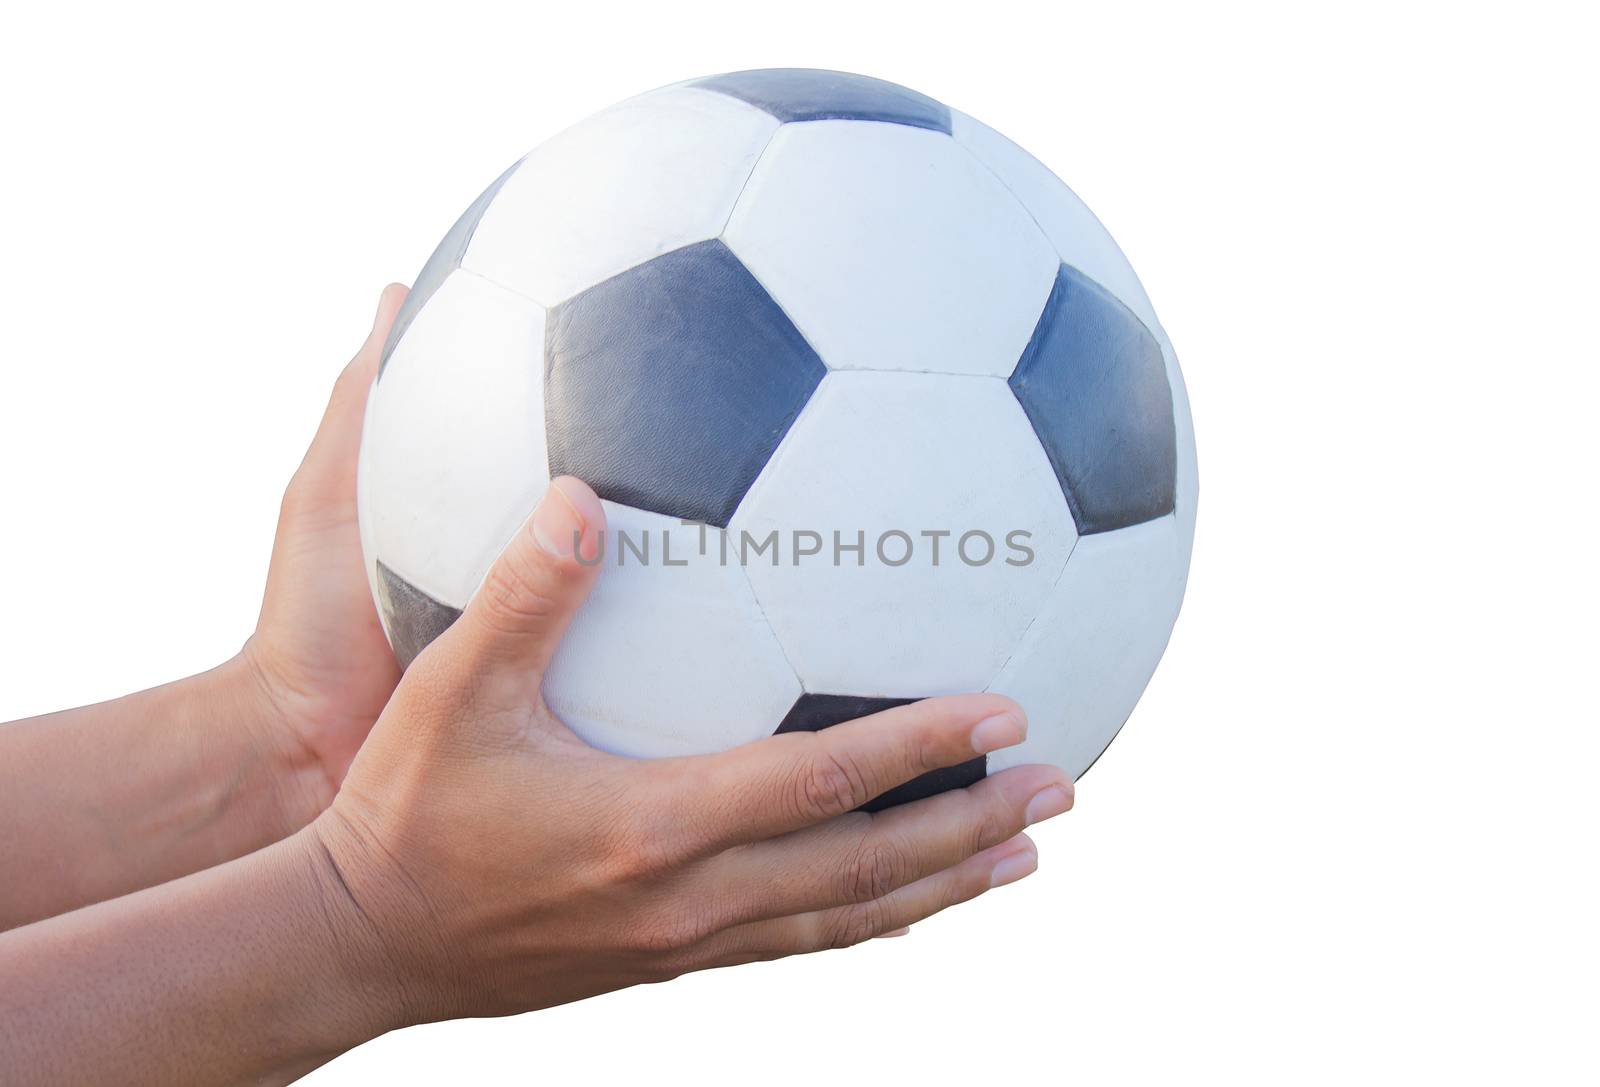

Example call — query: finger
[661,694,1028,852]
[321,284,407,437]
[697,764,1070,925]
[692,834,1038,969]
[443,476,606,697]
[290,284,408,507]
[353,283,409,379]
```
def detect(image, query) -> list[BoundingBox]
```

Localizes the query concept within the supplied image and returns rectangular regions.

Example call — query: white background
[2,1,1596,1083]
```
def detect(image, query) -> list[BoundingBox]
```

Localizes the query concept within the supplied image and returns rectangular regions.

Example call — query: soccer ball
[358,69,1196,796]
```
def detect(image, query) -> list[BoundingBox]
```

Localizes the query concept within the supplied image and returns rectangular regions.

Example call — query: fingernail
[989,846,1039,888]
[1024,784,1074,826]
[875,927,911,939]
[970,712,1026,755]
[531,479,586,559]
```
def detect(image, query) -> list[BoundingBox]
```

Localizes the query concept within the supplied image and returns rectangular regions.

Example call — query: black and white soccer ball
[358,69,1196,796]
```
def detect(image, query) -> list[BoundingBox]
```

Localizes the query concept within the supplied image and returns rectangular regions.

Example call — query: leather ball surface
[358,69,1197,789]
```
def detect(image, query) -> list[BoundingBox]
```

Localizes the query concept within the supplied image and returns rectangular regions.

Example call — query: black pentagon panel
[692,68,951,134]
[374,560,461,670]
[379,157,523,379]
[1009,264,1176,534]
[776,695,986,812]
[544,239,826,527]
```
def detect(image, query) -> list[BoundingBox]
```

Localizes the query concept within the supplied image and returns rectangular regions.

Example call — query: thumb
[452,476,607,695]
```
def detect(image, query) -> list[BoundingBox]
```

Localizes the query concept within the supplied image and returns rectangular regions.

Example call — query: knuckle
[680,907,722,948]
[947,879,979,915]
[332,359,369,400]
[905,720,944,773]
[841,839,904,904]
[604,840,654,884]
[277,475,311,523]
[825,899,887,950]
[600,810,694,885]
[945,864,987,911]
[603,836,666,885]
[632,907,713,956]
[792,745,868,821]
[629,920,683,956]
[473,554,559,635]
[641,958,689,985]
[973,794,1017,854]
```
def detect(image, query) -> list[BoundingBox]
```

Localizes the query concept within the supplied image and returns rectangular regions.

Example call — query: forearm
[0,655,324,929]
[0,827,410,1086]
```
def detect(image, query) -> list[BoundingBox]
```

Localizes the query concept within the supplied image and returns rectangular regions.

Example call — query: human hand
[0,288,421,930]
[0,471,1073,1085]
[241,285,410,827]
[312,476,1076,1024]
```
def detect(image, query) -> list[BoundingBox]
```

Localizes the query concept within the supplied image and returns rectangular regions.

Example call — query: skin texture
[0,290,1076,1084]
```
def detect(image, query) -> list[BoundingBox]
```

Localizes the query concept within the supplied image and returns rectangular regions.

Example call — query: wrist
[302,808,466,1029]
[271,823,436,1054]
[228,643,339,834]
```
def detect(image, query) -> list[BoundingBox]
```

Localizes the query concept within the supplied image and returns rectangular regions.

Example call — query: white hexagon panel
[988,515,1188,779]
[731,371,1076,697]
[463,86,778,307]
[359,269,548,612]
[543,503,800,759]
[725,120,1057,377]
